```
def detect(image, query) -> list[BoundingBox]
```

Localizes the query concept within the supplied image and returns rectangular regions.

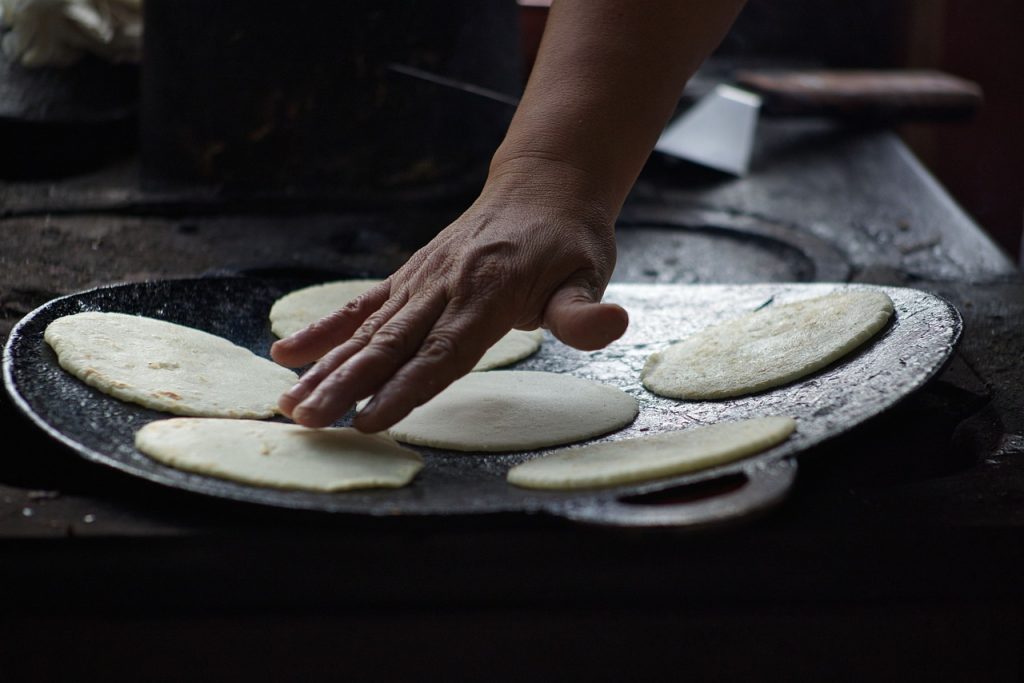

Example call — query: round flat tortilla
[473,328,545,371]
[44,312,297,418]
[507,416,796,490]
[269,279,383,339]
[269,280,544,371]
[379,370,639,452]
[135,418,423,491]
[641,290,894,400]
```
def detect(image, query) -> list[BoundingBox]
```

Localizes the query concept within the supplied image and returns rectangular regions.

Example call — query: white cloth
[0,0,142,67]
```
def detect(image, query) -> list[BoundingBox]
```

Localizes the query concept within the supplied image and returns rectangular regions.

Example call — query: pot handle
[554,457,797,529]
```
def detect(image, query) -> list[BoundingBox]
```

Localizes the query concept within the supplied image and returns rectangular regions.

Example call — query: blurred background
[2,0,1020,260]
[521,0,1024,262]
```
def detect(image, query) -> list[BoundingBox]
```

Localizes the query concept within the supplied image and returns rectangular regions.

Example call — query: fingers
[283,277,625,430]
[543,280,628,351]
[286,292,450,428]
[277,338,366,420]
[352,307,505,433]
[277,289,414,418]
[271,282,392,368]
[272,203,622,432]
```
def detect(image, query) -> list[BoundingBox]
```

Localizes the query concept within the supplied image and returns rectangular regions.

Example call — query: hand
[270,0,748,432]
[271,166,629,432]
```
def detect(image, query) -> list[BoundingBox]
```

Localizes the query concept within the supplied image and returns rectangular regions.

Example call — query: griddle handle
[733,69,983,122]
[557,457,797,528]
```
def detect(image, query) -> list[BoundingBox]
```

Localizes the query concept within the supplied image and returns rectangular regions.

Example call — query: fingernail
[293,400,318,419]
[282,387,305,402]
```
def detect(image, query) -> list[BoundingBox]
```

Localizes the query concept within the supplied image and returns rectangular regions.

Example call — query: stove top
[2,42,1023,678]
[3,111,1022,523]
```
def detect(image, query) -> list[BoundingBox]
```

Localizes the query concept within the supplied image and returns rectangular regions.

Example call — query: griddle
[2,278,961,528]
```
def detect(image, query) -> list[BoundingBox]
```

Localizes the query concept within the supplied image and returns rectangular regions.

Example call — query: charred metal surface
[0,158,489,213]
[4,279,960,527]
[0,213,450,342]
[616,204,850,284]
[635,120,1018,283]
[0,209,849,342]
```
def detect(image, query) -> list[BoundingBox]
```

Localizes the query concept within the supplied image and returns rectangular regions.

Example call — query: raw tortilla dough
[507,416,796,490]
[641,290,894,399]
[473,328,545,371]
[44,312,297,418]
[135,418,423,491]
[269,280,382,339]
[378,370,639,452]
[269,280,544,371]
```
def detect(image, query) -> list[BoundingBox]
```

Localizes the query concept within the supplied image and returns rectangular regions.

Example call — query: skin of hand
[272,0,746,432]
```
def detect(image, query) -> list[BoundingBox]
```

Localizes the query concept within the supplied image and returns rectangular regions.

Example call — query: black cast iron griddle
[2,278,961,528]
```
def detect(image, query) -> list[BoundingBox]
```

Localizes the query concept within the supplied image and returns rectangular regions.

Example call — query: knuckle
[452,256,514,302]
[328,285,403,330]
[348,306,395,345]
[310,308,353,334]
[365,327,413,362]
[339,297,365,316]
[417,330,463,363]
[348,326,376,348]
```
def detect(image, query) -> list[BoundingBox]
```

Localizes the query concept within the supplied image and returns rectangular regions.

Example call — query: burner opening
[614,223,818,284]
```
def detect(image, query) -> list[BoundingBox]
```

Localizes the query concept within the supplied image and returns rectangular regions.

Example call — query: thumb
[542,280,628,351]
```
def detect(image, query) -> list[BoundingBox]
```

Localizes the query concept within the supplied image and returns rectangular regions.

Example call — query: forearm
[489,0,745,217]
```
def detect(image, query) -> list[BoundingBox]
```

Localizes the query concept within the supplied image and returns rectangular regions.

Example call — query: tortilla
[641,290,894,399]
[269,280,544,370]
[473,329,545,371]
[44,312,297,418]
[135,418,423,491]
[378,370,638,452]
[507,416,796,490]
[269,280,383,339]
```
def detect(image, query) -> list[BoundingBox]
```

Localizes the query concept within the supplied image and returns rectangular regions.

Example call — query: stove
[2,34,1023,681]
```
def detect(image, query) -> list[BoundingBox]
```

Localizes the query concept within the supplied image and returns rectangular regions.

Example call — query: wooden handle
[734,69,983,121]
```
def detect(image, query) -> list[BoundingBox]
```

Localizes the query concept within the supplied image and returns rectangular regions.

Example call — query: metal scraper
[654,84,761,176]
[388,64,983,179]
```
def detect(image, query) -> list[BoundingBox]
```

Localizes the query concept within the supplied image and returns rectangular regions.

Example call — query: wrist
[482,150,617,229]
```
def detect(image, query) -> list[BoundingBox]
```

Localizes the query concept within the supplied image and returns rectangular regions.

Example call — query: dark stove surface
[3,115,1022,523]
[2,92,1023,679]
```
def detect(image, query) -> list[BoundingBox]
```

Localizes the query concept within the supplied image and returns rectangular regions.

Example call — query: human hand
[271,168,629,432]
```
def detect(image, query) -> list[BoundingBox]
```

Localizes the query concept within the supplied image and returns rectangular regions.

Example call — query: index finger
[351,302,512,433]
[271,281,393,368]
